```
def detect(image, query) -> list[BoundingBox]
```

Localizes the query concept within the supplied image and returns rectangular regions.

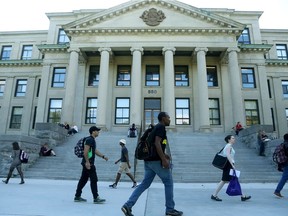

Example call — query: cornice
[238,44,273,53]
[0,59,43,67]
[67,27,242,36]
[37,44,70,54]
[266,59,288,66]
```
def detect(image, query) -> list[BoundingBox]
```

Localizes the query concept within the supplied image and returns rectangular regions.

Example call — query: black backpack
[272,143,288,171]
[74,137,88,158]
[135,124,155,160]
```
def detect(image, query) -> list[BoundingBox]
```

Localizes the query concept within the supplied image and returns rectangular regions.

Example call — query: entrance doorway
[144,98,161,129]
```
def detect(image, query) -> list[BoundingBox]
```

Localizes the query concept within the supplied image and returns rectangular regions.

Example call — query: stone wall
[0,123,68,177]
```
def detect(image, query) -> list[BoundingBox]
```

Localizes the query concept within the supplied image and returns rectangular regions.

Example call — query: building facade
[0,0,288,136]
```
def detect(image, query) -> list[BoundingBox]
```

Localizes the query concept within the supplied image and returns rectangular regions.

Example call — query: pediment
[63,0,245,36]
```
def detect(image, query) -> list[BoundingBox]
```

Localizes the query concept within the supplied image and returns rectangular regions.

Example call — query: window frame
[0,79,5,96]
[52,67,66,88]
[244,100,260,126]
[57,29,70,44]
[207,66,218,87]
[276,44,288,60]
[175,98,190,125]
[9,106,23,129]
[1,45,12,60]
[241,68,256,88]
[145,65,160,86]
[88,65,100,86]
[117,65,131,86]
[175,65,189,86]
[115,98,130,125]
[238,28,251,44]
[209,98,221,125]
[48,99,62,123]
[21,45,33,60]
[86,97,97,124]
[15,79,27,97]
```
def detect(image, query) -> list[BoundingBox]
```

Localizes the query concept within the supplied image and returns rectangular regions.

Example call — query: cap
[89,126,101,134]
[119,139,126,145]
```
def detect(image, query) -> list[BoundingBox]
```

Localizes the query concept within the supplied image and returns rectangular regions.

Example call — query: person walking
[121,112,183,216]
[109,139,137,189]
[274,133,288,198]
[211,135,251,202]
[2,142,25,184]
[74,126,108,204]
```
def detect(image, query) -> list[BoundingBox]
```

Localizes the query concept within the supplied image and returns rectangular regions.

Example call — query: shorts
[117,162,130,174]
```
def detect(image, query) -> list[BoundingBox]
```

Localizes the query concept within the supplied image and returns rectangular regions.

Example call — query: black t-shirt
[81,136,96,165]
[120,146,128,162]
[145,123,167,161]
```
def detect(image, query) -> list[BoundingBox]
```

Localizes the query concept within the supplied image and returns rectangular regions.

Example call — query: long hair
[12,142,20,150]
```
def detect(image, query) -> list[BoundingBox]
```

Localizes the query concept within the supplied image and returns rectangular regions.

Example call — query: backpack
[74,137,88,158]
[135,124,155,160]
[272,143,288,171]
[19,149,29,163]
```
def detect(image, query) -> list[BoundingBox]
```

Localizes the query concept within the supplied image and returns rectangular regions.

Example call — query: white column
[36,63,51,122]
[130,47,143,127]
[195,47,210,131]
[96,47,111,128]
[227,47,245,124]
[162,47,176,127]
[62,48,80,123]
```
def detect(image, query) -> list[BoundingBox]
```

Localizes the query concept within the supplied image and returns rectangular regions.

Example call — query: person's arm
[83,144,91,169]
[95,149,108,161]
[154,136,169,168]
[226,146,235,169]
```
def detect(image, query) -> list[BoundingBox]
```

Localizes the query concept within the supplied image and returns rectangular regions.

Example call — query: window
[1,46,12,60]
[241,68,256,88]
[276,44,288,60]
[115,98,130,124]
[175,98,190,125]
[117,65,131,86]
[48,99,62,123]
[52,68,66,87]
[238,28,251,44]
[58,29,70,44]
[88,65,100,86]
[36,79,41,97]
[21,45,33,60]
[175,65,189,86]
[285,108,288,121]
[86,98,97,124]
[0,80,5,96]
[209,98,221,125]
[207,66,218,87]
[282,80,288,98]
[10,107,23,129]
[32,106,37,129]
[15,79,27,97]
[146,65,160,86]
[245,100,260,126]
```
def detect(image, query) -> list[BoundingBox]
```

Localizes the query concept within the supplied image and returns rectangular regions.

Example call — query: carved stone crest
[140,8,166,26]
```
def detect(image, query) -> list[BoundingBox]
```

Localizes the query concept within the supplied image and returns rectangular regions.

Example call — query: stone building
[0,0,288,136]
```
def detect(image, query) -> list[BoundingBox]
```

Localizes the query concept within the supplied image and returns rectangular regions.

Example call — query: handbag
[226,170,242,196]
[212,147,228,170]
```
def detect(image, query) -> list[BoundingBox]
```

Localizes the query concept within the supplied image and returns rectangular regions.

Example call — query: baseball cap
[119,139,126,145]
[89,126,101,134]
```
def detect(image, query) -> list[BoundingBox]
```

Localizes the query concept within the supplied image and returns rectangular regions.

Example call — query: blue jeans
[124,160,175,212]
[275,165,288,193]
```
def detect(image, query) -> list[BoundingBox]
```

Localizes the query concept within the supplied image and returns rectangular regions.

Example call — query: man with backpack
[274,133,288,198]
[74,126,108,203]
[121,112,183,216]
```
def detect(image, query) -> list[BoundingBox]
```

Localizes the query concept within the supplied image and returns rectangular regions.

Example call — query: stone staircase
[23,131,282,183]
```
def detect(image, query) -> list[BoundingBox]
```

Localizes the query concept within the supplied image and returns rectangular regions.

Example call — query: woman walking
[2,142,25,184]
[211,135,251,202]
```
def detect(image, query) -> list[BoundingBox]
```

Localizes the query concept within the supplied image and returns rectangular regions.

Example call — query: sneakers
[121,205,134,216]
[109,183,117,189]
[166,209,183,216]
[211,194,222,201]
[241,195,251,201]
[94,196,106,204]
[74,196,87,202]
[132,182,137,188]
[274,192,284,198]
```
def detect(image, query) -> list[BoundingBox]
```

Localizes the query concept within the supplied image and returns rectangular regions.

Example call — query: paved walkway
[0,178,287,216]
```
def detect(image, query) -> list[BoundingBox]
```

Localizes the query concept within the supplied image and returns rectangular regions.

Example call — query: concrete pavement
[0,178,287,216]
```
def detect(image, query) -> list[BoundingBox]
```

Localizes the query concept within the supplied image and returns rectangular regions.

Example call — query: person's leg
[75,165,89,198]
[259,142,265,155]
[115,173,122,185]
[275,166,288,194]
[213,181,226,196]
[3,166,14,184]
[124,161,156,208]
[16,165,24,184]
[89,165,100,199]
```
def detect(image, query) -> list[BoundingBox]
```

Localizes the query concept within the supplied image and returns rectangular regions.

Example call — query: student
[2,142,25,184]
[109,139,137,189]
[39,143,56,156]
[128,123,137,138]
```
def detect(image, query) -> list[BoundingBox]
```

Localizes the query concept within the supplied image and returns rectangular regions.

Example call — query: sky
[0,0,287,31]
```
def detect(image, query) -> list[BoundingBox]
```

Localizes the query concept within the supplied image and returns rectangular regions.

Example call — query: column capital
[227,47,240,53]
[162,47,176,55]
[130,47,144,55]
[68,48,80,53]
[194,47,208,53]
[98,47,112,54]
